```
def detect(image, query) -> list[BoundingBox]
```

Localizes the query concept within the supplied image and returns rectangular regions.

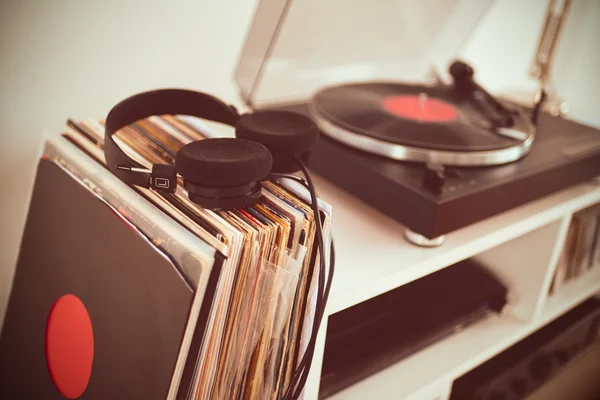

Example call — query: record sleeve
[0,158,200,399]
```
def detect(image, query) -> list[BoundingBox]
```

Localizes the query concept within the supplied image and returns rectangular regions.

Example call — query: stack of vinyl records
[0,113,331,400]
[549,203,600,295]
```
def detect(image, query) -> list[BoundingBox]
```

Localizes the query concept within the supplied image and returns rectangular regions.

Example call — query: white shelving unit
[302,176,600,400]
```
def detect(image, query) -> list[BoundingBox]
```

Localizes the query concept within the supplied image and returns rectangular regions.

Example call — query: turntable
[235,0,600,246]
[308,74,535,167]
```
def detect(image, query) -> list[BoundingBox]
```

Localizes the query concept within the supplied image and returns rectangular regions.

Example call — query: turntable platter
[309,83,534,166]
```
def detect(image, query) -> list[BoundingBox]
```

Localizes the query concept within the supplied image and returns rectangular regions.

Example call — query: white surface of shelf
[316,175,600,314]
[315,174,600,400]
[474,220,562,321]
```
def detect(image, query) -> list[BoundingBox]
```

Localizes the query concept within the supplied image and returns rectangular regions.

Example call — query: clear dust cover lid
[235,0,494,108]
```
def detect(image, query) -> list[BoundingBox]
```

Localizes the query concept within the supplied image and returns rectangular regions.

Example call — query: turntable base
[268,102,600,239]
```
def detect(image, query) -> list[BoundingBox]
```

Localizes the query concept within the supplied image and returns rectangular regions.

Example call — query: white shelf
[327,271,600,400]
[327,313,525,400]
[309,174,600,400]
[542,267,600,323]
[317,175,600,314]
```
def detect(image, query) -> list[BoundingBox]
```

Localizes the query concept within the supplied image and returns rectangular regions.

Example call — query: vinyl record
[309,82,534,166]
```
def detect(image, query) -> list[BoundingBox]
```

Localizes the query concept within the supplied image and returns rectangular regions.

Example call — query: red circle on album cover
[45,294,94,399]
[382,95,459,122]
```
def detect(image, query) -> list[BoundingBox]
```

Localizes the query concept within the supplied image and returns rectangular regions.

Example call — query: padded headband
[104,89,240,188]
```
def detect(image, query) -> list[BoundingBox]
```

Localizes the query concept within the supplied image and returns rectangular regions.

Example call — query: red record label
[382,95,459,123]
[46,294,94,399]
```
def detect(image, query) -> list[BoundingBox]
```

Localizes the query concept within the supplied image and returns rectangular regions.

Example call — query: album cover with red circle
[0,160,194,399]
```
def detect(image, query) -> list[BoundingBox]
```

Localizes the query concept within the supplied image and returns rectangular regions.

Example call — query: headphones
[104,89,333,400]
[104,88,319,209]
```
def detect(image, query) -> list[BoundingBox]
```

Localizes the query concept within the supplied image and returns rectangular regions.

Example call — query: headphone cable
[287,240,334,400]
[279,161,334,400]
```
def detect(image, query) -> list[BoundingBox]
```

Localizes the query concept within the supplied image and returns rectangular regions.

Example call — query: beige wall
[0,0,257,326]
[1,0,599,327]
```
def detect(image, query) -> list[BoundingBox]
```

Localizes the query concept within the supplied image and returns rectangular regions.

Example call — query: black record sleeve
[0,159,196,399]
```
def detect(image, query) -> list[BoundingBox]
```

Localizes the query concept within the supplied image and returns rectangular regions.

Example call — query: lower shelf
[326,275,600,400]
[327,313,525,400]
[542,267,600,323]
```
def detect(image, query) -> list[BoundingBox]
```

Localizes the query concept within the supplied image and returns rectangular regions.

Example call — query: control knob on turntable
[422,163,446,194]
[422,163,464,194]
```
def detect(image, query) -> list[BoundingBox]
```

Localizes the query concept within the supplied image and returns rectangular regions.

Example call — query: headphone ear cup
[236,110,319,173]
[175,138,273,208]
